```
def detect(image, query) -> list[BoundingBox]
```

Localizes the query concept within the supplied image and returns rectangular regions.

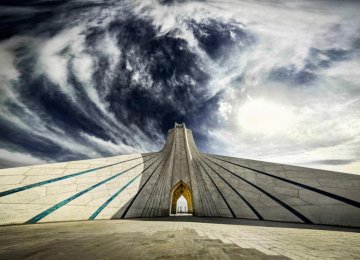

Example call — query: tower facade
[1,123,360,227]
[117,122,208,218]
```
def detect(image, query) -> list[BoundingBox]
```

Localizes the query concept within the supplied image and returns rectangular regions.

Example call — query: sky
[176,195,188,213]
[0,0,359,174]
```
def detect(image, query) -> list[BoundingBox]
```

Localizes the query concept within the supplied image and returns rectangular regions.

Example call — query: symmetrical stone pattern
[0,123,360,226]
[0,153,158,225]
[202,154,360,226]
[195,153,360,225]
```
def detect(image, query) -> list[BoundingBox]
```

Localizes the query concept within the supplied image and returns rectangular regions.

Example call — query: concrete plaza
[0,217,359,259]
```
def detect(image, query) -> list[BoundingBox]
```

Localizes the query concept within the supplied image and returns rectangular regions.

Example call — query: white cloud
[1,0,360,175]
[38,27,83,97]
[81,133,141,155]
[0,44,19,83]
[154,0,360,174]
[0,149,48,168]
[218,100,232,121]
[73,54,94,84]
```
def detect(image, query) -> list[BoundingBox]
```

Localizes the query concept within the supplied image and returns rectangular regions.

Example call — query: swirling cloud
[0,0,359,174]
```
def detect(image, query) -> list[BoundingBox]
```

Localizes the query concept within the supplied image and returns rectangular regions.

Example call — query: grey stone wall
[0,123,360,227]
[0,153,159,225]
[199,153,360,226]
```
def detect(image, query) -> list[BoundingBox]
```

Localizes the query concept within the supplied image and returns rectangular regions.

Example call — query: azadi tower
[0,123,360,227]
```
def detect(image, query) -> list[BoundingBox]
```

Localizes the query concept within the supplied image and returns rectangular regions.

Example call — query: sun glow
[237,98,295,136]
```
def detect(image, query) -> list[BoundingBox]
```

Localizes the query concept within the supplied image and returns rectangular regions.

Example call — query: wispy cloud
[0,0,359,175]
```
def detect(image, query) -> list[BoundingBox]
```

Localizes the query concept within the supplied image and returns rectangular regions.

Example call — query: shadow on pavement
[126,216,360,233]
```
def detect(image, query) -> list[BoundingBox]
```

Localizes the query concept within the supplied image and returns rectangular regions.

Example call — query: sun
[237,98,295,136]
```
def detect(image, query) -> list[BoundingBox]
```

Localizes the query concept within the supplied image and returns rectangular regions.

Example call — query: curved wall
[1,123,360,227]
[0,153,157,225]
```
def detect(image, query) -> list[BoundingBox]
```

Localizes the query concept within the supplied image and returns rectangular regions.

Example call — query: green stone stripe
[88,154,166,220]
[120,155,167,219]
[88,174,141,220]
[0,154,156,197]
[25,154,161,224]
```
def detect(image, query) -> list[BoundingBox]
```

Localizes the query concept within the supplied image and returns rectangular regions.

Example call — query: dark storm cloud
[0,117,81,162]
[268,30,360,86]
[268,48,352,86]
[188,19,254,60]
[0,0,71,40]
[1,0,359,175]
[310,159,357,166]
[269,65,316,86]
[86,16,214,135]
[0,0,115,40]
[0,0,251,166]
[158,0,206,5]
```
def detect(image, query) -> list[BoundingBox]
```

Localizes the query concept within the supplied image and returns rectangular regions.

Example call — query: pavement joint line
[2,218,359,259]
[243,240,280,256]
[227,237,253,249]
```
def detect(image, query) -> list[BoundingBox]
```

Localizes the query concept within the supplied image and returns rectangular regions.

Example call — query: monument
[0,123,360,226]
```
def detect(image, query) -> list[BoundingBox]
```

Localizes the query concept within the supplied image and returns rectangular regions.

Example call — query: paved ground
[0,217,359,260]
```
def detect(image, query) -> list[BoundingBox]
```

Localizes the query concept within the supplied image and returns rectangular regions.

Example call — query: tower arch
[170,180,193,215]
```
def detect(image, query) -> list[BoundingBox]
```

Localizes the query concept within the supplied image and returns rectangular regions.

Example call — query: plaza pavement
[0,217,359,259]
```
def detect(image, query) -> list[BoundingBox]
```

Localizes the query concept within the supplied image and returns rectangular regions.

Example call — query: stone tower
[118,122,204,218]
[1,123,360,227]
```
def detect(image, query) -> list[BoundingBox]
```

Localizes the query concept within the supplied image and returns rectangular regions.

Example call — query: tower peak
[174,122,186,128]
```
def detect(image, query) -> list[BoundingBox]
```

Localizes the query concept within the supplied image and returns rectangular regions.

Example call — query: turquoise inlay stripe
[0,154,156,197]
[25,154,161,224]
[89,175,141,220]
[88,154,166,220]
[120,154,167,219]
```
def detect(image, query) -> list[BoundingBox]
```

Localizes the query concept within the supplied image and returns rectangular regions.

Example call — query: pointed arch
[170,180,193,214]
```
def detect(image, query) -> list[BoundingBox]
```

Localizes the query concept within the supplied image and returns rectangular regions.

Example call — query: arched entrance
[170,181,193,215]
[176,195,187,213]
